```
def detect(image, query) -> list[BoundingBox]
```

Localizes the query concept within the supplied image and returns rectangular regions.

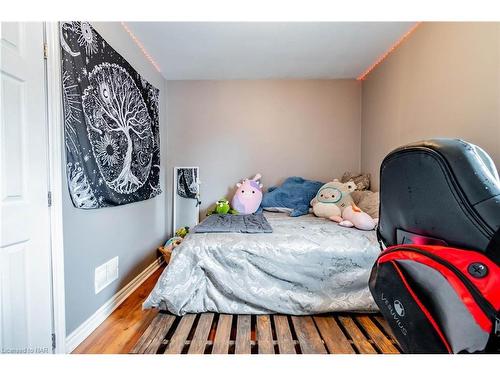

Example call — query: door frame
[44,22,67,354]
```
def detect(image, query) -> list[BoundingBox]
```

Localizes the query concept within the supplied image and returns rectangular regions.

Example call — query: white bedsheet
[143,212,380,315]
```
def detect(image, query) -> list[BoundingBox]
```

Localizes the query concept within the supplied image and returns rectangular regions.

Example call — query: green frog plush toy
[175,226,189,238]
[207,199,238,215]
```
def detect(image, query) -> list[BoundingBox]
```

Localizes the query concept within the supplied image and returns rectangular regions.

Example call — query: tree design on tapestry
[60,22,161,208]
[82,63,153,194]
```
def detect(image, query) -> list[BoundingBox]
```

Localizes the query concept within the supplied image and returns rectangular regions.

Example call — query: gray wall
[361,22,500,190]
[165,79,362,232]
[63,22,168,335]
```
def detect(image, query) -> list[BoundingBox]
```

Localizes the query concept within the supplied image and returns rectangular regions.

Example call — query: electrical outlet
[95,256,119,294]
[107,256,119,284]
[94,264,107,294]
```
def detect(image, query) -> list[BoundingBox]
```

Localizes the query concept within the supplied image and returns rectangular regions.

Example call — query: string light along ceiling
[121,21,419,80]
[357,22,421,81]
[121,22,161,73]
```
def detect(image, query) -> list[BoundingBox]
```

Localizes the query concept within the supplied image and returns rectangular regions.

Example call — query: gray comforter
[144,212,380,315]
[192,213,273,233]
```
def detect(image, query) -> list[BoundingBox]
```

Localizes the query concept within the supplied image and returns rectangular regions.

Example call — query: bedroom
[1,0,499,372]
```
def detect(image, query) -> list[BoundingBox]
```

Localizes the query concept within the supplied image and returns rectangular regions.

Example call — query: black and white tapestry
[176,168,199,199]
[60,22,161,209]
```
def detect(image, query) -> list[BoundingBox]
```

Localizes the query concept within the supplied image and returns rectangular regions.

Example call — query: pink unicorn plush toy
[231,173,263,214]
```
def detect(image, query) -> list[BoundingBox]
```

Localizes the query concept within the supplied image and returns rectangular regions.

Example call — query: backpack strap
[486,226,500,265]
[376,226,386,251]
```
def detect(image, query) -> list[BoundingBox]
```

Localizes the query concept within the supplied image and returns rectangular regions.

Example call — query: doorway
[0,21,66,354]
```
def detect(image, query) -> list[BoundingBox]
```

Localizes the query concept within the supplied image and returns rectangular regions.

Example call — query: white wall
[165,79,362,228]
[361,22,500,190]
[63,22,168,335]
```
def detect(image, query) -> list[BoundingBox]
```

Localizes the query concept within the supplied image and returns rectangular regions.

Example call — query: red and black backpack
[369,139,500,353]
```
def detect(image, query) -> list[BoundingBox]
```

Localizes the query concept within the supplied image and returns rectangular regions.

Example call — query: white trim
[65,258,164,353]
[44,22,67,355]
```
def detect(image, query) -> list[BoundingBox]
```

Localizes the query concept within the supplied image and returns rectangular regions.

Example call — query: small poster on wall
[60,22,162,209]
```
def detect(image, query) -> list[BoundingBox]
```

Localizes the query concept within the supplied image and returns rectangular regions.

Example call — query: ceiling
[127,22,416,80]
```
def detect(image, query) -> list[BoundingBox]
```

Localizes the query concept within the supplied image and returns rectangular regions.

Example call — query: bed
[143,212,380,315]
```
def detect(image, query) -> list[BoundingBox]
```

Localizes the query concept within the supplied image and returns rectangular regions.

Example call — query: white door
[1,22,54,354]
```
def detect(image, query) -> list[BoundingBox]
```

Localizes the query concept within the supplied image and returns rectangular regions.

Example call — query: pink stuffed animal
[231,173,263,214]
[331,202,378,231]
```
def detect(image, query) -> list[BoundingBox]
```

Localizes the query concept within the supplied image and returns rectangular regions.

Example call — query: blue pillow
[261,177,324,217]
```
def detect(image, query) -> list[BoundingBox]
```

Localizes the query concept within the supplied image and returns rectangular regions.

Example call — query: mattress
[143,212,380,315]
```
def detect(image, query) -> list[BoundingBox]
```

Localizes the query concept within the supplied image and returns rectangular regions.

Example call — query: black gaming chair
[377,138,500,264]
[370,138,500,353]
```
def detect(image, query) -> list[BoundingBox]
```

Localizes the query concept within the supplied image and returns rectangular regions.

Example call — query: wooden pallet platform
[131,312,401,354]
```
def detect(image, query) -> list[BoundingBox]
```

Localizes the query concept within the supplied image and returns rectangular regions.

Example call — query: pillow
[351,190,380,219]
[341,172,371,191]
[261,177,324,217]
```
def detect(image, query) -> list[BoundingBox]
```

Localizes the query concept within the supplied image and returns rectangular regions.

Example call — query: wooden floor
[72,267,164,354]
[74,265,400,354]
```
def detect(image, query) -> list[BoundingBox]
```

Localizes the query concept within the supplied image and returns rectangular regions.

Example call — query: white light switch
[94,264,107,294]
[107,256,119,284]
[95,256,119,294]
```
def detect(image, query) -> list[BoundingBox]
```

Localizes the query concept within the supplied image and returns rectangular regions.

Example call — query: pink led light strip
[121,22,161,73]
[357,22,421,81]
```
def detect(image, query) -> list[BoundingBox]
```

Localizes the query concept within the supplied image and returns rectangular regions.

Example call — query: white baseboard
[65,257,164,353]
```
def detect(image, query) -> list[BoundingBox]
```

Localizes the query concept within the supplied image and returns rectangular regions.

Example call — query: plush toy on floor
[311,179,377,230]
[206,198,238,215]
[175,226,190,238]
[159,235,183,264]
[231,173,263,214]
